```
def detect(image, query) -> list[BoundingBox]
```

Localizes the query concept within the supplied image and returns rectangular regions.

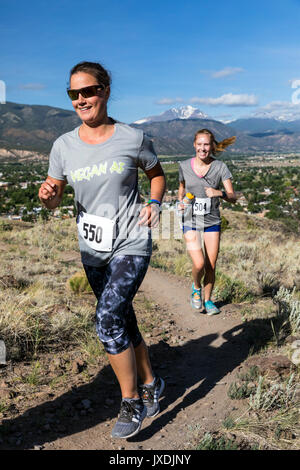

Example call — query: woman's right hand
[38,177,66,209]
[38,180,57,202]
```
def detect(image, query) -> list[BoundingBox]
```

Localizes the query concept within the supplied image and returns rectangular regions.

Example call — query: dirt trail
[37,266,250,450]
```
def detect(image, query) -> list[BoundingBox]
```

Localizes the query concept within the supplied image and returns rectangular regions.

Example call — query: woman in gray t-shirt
[38,61,166,439]
[178,128,237,315]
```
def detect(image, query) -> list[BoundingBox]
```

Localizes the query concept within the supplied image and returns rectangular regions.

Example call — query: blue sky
[1,0,300,123]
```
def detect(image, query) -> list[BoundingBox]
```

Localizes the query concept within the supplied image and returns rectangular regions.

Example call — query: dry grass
[219,210,300,295]
[0,218,93,359]
[0,280,96,359]
[0,216,168,362]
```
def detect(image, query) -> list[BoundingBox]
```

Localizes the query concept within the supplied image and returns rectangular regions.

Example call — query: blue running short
[83,255,150,355]
[182,224,221,234]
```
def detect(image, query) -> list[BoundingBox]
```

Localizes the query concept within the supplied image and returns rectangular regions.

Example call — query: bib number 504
[83,222,102,244]
[194,201,207,212]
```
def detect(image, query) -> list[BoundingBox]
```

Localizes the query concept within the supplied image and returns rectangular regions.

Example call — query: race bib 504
[193,197,211,216]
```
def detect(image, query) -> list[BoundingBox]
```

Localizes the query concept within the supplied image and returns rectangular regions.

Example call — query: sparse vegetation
[22,361,43,387]
[195,432,239,450]
[0,401,9,414]
[220,360,299,450]
[251,373,296,410]
[214,271,253,303]
[273,286,300,334]
[67,271,92,294]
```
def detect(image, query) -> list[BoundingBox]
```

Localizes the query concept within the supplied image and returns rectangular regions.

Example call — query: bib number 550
[77,212,114,252]
[83,222,102,244]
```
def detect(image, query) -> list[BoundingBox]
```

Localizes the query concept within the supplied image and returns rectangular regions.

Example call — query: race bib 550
[77,212,115,252]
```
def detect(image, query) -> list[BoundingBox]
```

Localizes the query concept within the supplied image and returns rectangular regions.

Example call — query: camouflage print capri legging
[83,255,150,355]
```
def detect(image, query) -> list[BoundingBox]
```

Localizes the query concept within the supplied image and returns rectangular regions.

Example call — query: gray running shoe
[140,376,165,417]
[190,283,202,310]
[111,398,146,439]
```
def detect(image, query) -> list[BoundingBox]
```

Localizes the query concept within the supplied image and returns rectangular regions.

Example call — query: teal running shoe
[190,283,202,310]
[204,300,220,315]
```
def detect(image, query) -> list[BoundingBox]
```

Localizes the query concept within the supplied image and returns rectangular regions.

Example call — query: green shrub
[67,271,92,294]
[221,215,230,231]
[256,271,280,296]
[174,255,191,276]
[273,286,300,333]
[196,432,238,450]
[214,271,253,303]
[228,381,254,400]
[249,374,297,411]
[0,221,13,232]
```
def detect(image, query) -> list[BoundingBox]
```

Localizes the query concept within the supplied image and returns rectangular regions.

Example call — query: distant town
[0,161,74,222]
[0,153,300,232]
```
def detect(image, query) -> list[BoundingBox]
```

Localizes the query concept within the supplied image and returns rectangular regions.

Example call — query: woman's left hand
[205,187,220,198]
[138,204,160,228]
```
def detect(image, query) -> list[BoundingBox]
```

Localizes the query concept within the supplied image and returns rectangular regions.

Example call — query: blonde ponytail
[215,136,236,153]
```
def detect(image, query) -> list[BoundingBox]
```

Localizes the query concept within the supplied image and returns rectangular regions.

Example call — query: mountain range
[132,106,300,155]
[1,102,300,156]
[0,102,80,153]
[133,106,208,124]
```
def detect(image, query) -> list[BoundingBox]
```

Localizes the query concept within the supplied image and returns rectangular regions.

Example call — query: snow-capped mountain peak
[169,105,207,119]
[133,106,208,124]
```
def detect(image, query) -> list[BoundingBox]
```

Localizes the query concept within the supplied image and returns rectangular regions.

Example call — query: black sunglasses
[67,84,105,101]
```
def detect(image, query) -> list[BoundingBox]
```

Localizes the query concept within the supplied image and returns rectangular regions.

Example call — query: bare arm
[178,181,186,201]
[145,161,166,203]
[222,178,237,203]
[205,178,237,203]
[139,162,166,227]
[38,176,67,210]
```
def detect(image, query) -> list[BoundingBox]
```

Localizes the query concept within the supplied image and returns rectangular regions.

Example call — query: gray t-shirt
[48,122,158,266]
[178,158,232,228]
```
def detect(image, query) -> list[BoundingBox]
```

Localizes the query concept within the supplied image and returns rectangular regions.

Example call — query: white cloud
[190,93,258,107]
[260,101,294,110]
[254,100,300,120]
[211,67,244,78]
[156,97,183,105]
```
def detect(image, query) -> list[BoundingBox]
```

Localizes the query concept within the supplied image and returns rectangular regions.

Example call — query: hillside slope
[0,211,299,450]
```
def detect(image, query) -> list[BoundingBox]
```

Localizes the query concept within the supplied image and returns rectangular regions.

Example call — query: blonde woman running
[178,129,237,315]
